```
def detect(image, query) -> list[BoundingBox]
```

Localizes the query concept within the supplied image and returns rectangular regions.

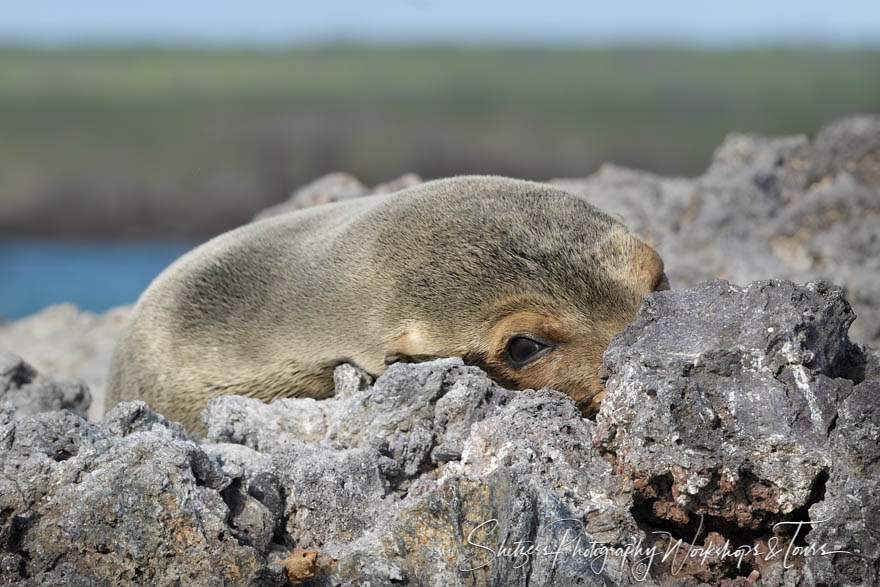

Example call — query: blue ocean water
[0,239,196,320]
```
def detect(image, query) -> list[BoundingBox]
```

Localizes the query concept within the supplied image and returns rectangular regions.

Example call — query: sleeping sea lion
[106,176,668,430]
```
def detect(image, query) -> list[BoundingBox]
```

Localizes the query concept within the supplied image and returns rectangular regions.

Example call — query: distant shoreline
[1,47,878,238]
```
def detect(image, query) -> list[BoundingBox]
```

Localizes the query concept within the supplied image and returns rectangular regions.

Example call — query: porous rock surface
[596,280,879,585]
[1,279,878,585]
[0,352,90,419]
[0,303,129,421]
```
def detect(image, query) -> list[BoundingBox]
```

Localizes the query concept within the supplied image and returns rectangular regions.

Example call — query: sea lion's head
[373,176,668,415]
[477,225,668,415]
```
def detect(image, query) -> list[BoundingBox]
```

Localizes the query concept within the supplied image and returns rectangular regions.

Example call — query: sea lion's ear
[383,326,439,365]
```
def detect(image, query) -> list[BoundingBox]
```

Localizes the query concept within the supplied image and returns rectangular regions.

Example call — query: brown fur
[106,176,666,430]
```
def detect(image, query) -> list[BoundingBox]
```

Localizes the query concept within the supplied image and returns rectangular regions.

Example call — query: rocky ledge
[2,279,878,586]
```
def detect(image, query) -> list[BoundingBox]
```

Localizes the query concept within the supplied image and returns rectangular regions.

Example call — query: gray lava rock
[0,303,130,421]
[253,172,369,220]
[253,171,423,221]
[3,117,880,585]
[801,379,880,586]
[596,279,879,585]
[0,352,90,418]
[202,359,637,585]
[1,279,878,585]
[202,359,511,478]
[0,403,286,585]
[104,398,188,440]
[305,389,635,587]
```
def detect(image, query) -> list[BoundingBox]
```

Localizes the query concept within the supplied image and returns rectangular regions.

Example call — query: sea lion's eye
[653,272,670,292]
[505,336,551,367]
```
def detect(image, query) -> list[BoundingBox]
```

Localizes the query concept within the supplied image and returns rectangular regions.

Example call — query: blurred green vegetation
[1,46,878,237]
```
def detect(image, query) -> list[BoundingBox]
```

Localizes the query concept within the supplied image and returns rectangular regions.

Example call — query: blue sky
[2,0,879,46]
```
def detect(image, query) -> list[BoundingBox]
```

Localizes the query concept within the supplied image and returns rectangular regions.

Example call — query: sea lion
[106,175,668,430]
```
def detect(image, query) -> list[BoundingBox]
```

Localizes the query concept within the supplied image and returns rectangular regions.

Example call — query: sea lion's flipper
[383,325,440,365]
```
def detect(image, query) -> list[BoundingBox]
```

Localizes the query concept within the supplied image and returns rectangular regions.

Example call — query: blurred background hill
[1,0,879,317]
[2,46,879,239]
